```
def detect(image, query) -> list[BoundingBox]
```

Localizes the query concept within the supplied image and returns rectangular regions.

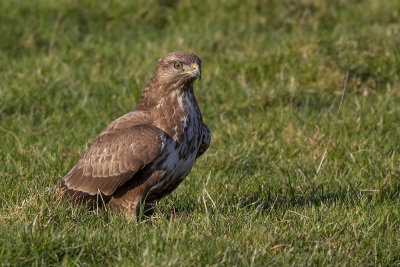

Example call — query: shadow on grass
[236,181,400,214]
[164,180,400,219]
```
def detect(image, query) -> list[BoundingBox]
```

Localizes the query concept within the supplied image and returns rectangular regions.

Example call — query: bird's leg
[108,170,165,220]
[108,189,144,221]
[142,200,158,216]
[108,195,159,219]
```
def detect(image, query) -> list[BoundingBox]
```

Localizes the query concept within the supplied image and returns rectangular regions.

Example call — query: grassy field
[1,0,400,265]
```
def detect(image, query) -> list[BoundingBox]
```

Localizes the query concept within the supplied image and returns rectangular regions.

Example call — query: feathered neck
[136,80,199,143]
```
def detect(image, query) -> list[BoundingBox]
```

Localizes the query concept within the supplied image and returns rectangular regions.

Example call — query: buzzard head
[153,51,202,89]
[138,51,202,107]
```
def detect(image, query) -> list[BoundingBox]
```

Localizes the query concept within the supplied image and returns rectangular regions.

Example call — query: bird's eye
[173,61,183,70]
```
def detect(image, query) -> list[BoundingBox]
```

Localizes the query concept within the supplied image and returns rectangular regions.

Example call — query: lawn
[1,0,400,265]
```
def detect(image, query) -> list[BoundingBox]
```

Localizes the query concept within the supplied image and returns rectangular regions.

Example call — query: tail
[56,178,111,210]
[56,178,89,201]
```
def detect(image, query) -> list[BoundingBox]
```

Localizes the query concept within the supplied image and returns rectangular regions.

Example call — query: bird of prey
[58,51,211,219]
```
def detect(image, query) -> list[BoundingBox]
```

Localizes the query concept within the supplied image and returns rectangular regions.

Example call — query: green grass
[1,0,400,265]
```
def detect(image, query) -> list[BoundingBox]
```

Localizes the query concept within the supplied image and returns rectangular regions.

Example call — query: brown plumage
[58,51,211,219]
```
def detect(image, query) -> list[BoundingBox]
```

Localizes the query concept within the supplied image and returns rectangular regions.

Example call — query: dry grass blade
[313,71,349,179]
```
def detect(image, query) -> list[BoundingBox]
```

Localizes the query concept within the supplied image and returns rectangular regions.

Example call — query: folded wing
[60,124,166,198]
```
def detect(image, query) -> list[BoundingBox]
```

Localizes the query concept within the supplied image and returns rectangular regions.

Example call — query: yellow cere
[180,63,199,75]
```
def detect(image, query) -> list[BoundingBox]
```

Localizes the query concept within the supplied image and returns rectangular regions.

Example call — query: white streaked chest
[149,91,203,194]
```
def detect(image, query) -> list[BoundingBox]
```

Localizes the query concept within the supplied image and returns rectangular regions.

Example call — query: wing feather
[61,124,166,197]
[197,123,211,158]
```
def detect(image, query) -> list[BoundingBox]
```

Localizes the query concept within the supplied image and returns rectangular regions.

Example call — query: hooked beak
[191,63,201,80]
[180,63,201,80]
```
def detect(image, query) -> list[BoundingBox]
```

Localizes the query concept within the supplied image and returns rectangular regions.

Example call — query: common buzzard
[58,51,211,219]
